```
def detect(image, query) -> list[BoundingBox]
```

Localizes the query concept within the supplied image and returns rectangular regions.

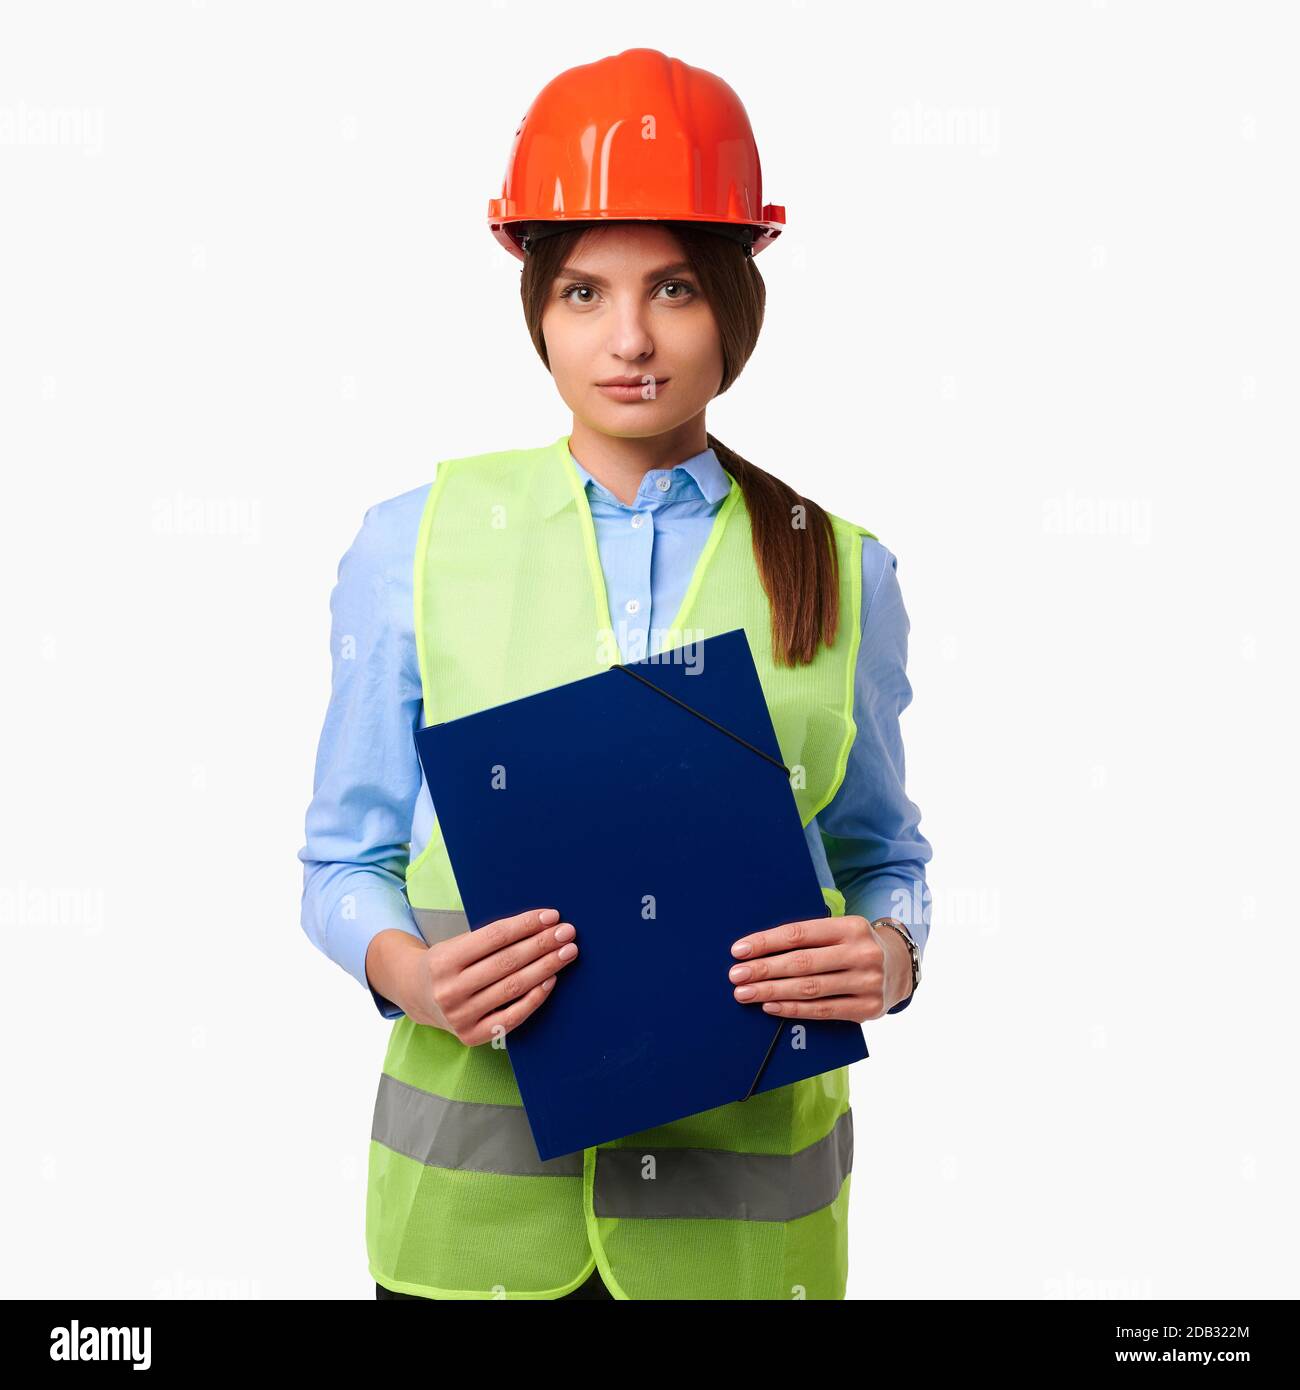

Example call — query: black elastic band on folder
[609,664,791,777]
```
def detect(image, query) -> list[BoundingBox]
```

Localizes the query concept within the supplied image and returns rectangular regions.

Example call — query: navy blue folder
[413,628,868,1161]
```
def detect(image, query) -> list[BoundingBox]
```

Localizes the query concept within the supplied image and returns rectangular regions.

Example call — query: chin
[589,399,700,435]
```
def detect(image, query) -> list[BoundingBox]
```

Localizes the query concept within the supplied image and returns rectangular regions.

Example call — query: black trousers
[376,1265,614,1300]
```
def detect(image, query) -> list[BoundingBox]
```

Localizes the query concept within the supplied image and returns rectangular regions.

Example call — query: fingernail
[732,942,752,957]
[734,986,756,1000]
[729,964,751,982]
[554,923,575,942]
[558,943,577,961]
[539,909,559,924]
[542,976,555,990]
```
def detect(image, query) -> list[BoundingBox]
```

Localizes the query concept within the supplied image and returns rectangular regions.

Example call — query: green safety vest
[367,433,876,1300]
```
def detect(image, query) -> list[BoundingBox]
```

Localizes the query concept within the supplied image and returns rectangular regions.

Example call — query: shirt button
[631,513,645,529]
[625,598,641,614]
[655,476,671,492]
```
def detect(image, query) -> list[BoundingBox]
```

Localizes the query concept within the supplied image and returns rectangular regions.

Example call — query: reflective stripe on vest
[410,907,469,946]
[368,435,874,1301]
[374,1070,854,1221]
[373,1072,584,1177]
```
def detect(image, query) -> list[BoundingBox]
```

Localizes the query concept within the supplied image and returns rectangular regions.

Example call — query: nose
[603,295,655,364]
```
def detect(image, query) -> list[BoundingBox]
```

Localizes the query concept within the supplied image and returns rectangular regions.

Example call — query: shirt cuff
[327,884,425,1019]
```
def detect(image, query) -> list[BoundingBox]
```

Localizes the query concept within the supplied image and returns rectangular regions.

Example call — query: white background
[2,0,1294,1300]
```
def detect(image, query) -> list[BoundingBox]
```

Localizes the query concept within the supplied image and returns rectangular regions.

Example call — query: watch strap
[872,917,921,1001]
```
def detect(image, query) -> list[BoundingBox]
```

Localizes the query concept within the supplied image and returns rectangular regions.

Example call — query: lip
[596,376,670,401]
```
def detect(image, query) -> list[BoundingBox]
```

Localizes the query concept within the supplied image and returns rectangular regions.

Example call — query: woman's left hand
[728,914,912,1022]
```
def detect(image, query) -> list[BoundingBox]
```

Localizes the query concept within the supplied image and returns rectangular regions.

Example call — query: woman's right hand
[367,908,578,1042]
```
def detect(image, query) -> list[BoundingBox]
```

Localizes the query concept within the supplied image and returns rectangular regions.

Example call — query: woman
[299,48,932,1301]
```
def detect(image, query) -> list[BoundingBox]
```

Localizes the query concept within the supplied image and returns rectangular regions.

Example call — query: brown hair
[518,222,842,668]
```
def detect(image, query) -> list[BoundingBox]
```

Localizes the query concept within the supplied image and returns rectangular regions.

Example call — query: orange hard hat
[487,48,785,262]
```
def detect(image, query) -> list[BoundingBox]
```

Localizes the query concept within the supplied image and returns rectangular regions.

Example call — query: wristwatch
[872,917,921,1002]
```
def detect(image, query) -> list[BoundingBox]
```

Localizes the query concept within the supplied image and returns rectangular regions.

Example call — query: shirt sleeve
[819,538,933,1014]
[297,486,430,1019]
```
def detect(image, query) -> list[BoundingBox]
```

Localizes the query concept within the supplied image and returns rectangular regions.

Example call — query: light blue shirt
[298,444,932,1019]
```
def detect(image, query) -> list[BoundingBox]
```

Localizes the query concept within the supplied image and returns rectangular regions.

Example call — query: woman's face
[540,223,724,440]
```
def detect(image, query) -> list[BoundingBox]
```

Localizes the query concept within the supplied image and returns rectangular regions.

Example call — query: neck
[567,415,710,506]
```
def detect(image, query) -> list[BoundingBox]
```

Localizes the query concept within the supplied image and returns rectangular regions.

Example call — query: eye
[656,279,696,302]
[558,283,598,305]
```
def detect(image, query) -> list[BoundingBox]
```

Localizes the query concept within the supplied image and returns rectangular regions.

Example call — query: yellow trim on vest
[664,467,743,638]
[808,526,867,825]
[559,436,616,638]
[403,470,447,888]
[371,1254,599,1302]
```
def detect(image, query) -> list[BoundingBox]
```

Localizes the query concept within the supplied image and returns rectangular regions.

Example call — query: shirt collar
[567,444,733,507]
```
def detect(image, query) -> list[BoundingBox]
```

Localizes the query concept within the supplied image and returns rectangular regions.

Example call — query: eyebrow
[554,261,693,287]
